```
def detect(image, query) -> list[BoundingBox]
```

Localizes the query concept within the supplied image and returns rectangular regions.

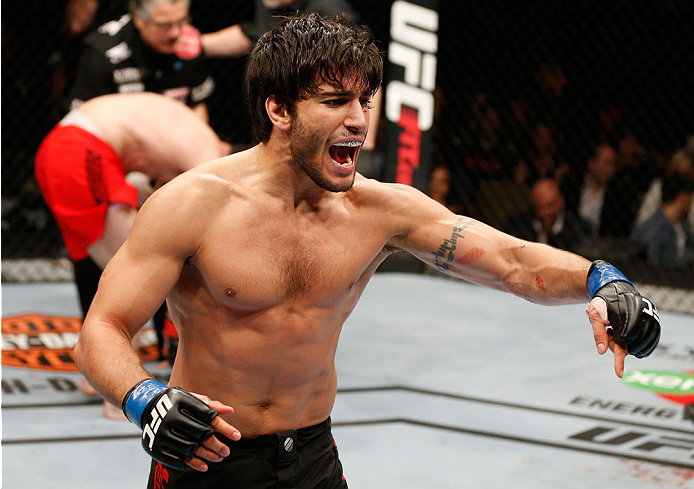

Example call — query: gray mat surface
[2,273,693,488]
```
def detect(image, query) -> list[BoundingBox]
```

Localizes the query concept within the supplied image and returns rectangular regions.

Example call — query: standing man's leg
[72,256,103,320]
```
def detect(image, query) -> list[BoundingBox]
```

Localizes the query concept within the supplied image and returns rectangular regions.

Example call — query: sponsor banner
[383,0,439,191]
[622,369,694,405]
[568,395,680,419]
[2,313,158,372]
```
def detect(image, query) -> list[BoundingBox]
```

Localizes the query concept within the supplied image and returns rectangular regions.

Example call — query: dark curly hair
[246,13,383,143]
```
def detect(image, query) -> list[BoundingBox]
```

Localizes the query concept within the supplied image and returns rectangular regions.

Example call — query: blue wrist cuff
[586,261,633,297]
[123,379,168,427]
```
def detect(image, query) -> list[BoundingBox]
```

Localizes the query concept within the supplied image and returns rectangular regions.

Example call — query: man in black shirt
[69,0,213,121]
[505,178,591,253]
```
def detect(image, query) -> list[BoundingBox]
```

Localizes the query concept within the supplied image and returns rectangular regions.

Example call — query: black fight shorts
[146,417,348,489]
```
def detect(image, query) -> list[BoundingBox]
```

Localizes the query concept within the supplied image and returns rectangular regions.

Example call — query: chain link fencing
[2,1,692,312]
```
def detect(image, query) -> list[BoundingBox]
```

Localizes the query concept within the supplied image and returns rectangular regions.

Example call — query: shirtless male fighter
[74,15,660,488]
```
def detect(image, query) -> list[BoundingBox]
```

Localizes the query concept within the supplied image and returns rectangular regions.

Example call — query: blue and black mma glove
[586,260,661,358]
[122,379,218,469]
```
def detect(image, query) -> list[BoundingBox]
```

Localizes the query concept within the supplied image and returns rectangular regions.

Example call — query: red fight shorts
[35,125,138,261]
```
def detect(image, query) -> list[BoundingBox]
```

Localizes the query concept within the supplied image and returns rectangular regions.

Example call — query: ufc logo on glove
[123,379,218,469]
[143,394,173,450]
[642,297,660,323]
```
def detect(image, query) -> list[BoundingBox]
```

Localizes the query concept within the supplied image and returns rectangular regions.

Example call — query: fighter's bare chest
[187,209,384,308]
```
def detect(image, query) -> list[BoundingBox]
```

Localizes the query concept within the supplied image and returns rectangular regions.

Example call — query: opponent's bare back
[78,93,226,183]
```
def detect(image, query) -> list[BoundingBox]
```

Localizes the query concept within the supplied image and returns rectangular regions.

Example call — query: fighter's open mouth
[329,141,361,166]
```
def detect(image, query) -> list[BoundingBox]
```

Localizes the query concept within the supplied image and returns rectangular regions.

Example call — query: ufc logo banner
[384,0,439,190]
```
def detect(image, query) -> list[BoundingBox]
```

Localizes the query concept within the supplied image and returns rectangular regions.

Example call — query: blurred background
[2,0,693,312]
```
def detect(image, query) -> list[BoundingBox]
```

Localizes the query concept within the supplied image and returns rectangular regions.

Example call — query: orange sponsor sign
[2,314,158,372]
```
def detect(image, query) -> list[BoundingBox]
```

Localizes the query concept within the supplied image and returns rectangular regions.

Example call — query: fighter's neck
[250,143,334,209]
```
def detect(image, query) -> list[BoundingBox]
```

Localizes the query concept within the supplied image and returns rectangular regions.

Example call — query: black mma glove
[122,379,218,470]
[587,260,661,358]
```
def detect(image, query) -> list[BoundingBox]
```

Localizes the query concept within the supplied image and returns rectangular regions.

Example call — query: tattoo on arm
[431,217,476,273]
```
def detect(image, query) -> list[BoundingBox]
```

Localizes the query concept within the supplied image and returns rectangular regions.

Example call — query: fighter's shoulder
[167,162,235,198]
[145,163,235,217]
[350,175,430,208]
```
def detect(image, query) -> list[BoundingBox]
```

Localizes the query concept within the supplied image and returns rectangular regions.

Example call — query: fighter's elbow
[73,339,87,374]
[498,241,538,301]
[73,321,97,373]
[500,271,529,300]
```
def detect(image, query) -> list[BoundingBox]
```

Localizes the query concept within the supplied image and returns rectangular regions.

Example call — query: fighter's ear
[265,96,292,132]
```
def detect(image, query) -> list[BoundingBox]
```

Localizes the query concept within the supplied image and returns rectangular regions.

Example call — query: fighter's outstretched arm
[382,183,660,376]
[385,183,590,304]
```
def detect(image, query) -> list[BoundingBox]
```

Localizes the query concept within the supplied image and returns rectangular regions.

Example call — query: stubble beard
[289,116,355,193]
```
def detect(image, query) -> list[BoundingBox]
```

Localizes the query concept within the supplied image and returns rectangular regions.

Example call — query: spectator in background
[69,0,214,121]
[635,148,694,235]
[565,143,617,237]
[530,58,595,153]
[462,91,535,230]
[427,165,461,214]
[630,172,694,268]
[505,178,590,252]
[462,91,523,184]
[50,0,100,120]
[64,1,100,41]
[599,129,660,239]
[514,122,570,188]
[532,59,569,126]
